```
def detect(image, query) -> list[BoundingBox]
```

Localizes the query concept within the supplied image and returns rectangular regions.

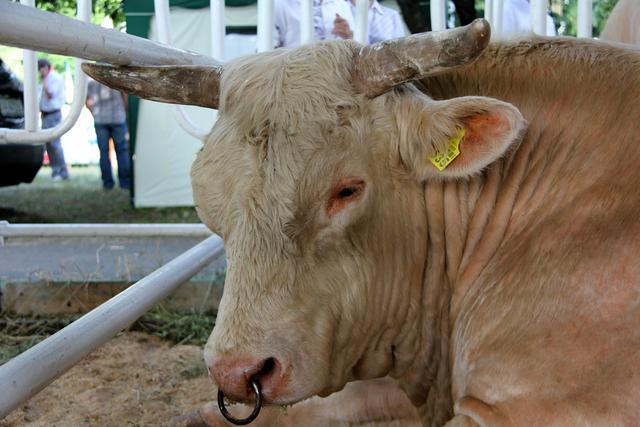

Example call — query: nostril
[260,357,276,377]
[211,356,284,402]
[252,357,280,388]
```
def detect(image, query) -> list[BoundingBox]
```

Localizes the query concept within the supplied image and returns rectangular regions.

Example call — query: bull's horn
[82,63,223,109]
[352,19,491,97]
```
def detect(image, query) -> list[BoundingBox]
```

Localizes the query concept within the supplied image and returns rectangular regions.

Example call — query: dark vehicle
[0,58,44,187]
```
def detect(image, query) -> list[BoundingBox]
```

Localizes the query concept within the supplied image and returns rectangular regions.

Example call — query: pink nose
[209,356,285,402]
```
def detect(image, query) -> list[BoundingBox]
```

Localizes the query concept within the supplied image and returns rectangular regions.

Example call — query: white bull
[85,20,640,426]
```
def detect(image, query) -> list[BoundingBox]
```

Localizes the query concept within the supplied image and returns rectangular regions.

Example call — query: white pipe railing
[491,0,503,37]
[354,0,369,44]
[0,234,224,418]
[300,0,314,45]
[0,1,219,144]
[20,0,39,133]
[431,0,447,31]
[154,0,210,140]
[154,0,172,46]
[1,0,90,145]
[0,221,211,241]
[211,0,225,60]
[577,0,593,38]
[257,0,274,52]
[484,0,493,30]
[530,0,548,35]
[0,2,217,67]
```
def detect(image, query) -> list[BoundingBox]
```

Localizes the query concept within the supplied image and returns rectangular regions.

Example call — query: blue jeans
[41,110,68,179]
[94,123,131,189]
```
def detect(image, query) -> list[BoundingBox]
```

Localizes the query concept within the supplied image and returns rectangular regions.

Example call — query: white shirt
[317,0,354,42]
[274,0,324,48]
[39,70,65,113]
[502,0,557,37]
[361,1,406,44]
[318,0,406,45]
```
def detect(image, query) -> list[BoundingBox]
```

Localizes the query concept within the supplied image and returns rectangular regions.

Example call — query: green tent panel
[124,0,256,161]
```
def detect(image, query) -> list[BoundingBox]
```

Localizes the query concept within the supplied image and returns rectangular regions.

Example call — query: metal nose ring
[217,379,263,425]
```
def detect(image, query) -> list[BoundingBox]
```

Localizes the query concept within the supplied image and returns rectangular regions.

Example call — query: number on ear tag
[429,128,466,171]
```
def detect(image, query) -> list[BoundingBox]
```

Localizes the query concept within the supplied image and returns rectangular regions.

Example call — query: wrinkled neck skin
[396,37,640,424]
[394,156,529,426]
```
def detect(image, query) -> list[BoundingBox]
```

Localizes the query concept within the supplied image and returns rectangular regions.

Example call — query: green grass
[0,307,216,365]
[0,165,201,223]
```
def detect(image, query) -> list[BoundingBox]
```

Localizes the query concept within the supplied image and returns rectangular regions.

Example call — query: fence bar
[484,0,493,28]
[257,0,275,52]
[20,0,39,133]
[491,0,503,37]
[577,0,592,38]
[0,1,217,68]
[153,0,211,138]
[530,0,547,35]
[154,0,172,45]
[430,0,446,31]
[300,0,314,45]
[354,0,369,44]
[211,0,225,60]
[0,222,211,239]
[0,234,224,418]
[1,0,90,145]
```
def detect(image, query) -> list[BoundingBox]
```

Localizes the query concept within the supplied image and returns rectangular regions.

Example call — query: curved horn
[353,19,491,97]
[82,63,223,109]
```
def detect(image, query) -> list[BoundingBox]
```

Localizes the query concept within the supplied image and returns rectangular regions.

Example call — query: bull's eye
[337,186,358,199]
[326,178,366,218]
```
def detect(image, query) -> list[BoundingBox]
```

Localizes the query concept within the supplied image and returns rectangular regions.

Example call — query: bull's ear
[398,96,526,180]
[81,63,222,109]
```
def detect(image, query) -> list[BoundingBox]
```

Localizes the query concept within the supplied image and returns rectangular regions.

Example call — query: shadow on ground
[0,165,200,223]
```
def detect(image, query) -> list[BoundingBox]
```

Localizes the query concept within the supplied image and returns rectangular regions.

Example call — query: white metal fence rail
[0,234,224,418]
[0,0,218,145]
[1,0,90,144]
[0,221,211,244]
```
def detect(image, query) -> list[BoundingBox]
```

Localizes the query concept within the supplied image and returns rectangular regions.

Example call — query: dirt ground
[1,332,215,426]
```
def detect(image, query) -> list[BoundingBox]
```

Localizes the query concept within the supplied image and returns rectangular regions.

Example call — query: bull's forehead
[193,111,372,242]
[193,41,388,241]
[218,41,361,131]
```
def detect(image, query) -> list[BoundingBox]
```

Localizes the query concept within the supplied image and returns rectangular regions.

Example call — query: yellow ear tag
[428,128,466,171]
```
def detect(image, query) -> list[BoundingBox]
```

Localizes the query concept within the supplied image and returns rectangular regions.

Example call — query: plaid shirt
[87,80,126,124]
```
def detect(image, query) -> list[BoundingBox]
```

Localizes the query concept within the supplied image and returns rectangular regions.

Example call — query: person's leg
[94,123,114,189]
[42,111,68,179]
[111,123,131,189]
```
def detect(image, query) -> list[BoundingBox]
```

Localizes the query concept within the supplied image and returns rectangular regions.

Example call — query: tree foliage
[36,0,125,27]
[552,0,619,37]
[396,0,620,37]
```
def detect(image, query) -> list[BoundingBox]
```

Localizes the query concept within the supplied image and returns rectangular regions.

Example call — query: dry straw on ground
[0,332,215,426]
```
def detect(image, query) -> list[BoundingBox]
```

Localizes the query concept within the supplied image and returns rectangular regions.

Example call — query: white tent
[134,7,257,207]
[133,2,404,207]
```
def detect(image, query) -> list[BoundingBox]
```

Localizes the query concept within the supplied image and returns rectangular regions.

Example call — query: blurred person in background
[85,79,131,190]
[275,0,406,49]
[502,0,557,37]
[38,58,69,180]
[274,0,325,48]
[319,0,406,44]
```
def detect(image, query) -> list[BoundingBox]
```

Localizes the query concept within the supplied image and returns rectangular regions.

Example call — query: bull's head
[83,20,524,407]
